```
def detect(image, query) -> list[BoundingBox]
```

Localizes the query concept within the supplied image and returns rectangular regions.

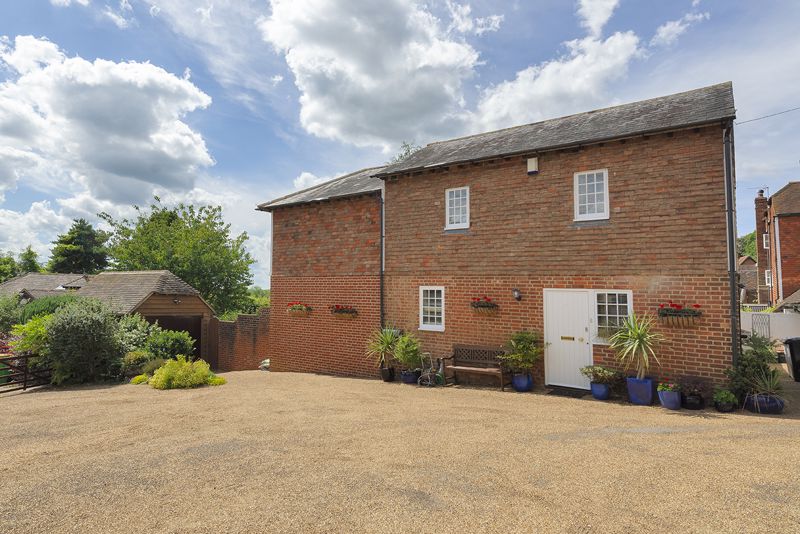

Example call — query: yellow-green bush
[130,374,149,385]
[148,356,223,389]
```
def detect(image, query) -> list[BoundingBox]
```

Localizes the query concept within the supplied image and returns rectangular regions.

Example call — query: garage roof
[77,270,204,314]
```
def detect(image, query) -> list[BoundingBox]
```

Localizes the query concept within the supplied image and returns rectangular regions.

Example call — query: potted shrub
[365,327,400,382]
[579,365,619,400]
[498,331,543,392]
[679,376,708,410]
[657,381,681,410]
[609,313,663,405]
[713,388,738,413]
[744,368,785,414]
[393,333,424,384]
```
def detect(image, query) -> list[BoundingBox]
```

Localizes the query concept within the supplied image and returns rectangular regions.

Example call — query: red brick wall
[775,215,800,302]
[213,308,270,371]
[754,192,770,303]
[384,125,733,383]
[267,193,382,377]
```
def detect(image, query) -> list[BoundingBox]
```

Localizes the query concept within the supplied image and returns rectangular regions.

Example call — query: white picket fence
[741,311,800,341]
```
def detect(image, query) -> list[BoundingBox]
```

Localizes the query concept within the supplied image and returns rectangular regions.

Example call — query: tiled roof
[778,288,800,310]
[76,270,202,314]
[258,167,384,211]
[0,273,87,297]
[375,82,735,176]
[738,256,756,266]
[770,182,800,215]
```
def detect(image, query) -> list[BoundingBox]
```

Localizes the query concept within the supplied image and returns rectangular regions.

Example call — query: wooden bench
[441,344,510,391]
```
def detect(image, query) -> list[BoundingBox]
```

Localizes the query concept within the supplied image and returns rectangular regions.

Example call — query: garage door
[146,315,203,357]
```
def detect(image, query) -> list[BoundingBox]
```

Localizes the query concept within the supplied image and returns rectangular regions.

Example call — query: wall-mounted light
[512,288,522,301]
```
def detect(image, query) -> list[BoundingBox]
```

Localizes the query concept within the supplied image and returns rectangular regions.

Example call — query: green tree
[0,253,18,283]
[101,199,255,314]
[18,245,42,273]
[737,231,756,260]
[48,219,109,274]
[387,141,422,165]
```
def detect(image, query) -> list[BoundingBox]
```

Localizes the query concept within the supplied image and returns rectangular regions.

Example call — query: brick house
[755,183,800,308]
[259,82,739,386]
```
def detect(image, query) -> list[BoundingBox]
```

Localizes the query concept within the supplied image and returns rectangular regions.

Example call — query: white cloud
[0,35,213,204]
[50,0,90,6]
[651,12,710,47]
[259,0,481,150]
[104,7,130,29]
[270,74,283,86]
[446,1,503,36]
[473,31,641,132]
[0,200,71,260]
[576,0,620,37]
[149,4,160,17]
[293,171,333,190]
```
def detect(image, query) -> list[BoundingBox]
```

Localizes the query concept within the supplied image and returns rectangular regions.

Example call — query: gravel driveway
[2,371,799,533]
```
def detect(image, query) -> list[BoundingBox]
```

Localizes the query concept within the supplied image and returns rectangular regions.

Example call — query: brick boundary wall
[212,308,270,371]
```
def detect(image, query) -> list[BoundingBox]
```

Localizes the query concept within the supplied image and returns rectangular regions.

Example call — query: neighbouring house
[738,256,758,304]
[755,184,800,308]
[0,270,214,361]
[259,82,739,386]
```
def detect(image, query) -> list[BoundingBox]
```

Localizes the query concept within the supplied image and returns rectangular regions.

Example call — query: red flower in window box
[471,295,499,312]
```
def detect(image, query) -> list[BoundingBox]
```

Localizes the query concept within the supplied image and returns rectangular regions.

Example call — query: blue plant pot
[626,377,655,405]
[744,394,785,414]
[512,373,533,392]
[590,382,611,400]
[658,390,682,410]
[400,370,421,384]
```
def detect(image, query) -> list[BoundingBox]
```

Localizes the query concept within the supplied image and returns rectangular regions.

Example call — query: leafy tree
[737,231,756,260]
[0,253,18,283]
[48,219,109,274]
[18,245,42,273]
[0,295,22,334]
[387,141,422,165]
[101,199,255,314]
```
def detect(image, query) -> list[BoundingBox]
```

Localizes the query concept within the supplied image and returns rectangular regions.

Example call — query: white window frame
[591,289,633,344]
[573,169,610,222]
[444,186,470,230]
[763,233,770,249]
[765,269,773,287]
[419,286,445,332]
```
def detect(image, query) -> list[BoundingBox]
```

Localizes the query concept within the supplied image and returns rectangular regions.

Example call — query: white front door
[544,289,593,389]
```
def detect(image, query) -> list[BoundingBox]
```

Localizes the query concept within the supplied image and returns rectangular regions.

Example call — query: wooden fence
[0,354,51,394]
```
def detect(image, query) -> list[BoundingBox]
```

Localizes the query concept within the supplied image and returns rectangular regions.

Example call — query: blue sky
[1,0,799,286]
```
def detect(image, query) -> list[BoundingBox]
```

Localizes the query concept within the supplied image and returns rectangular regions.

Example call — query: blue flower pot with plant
[512,373,533,392]
[627,377,656,405]
[498,331,544,393]
[580,365,621,400]
[608,313,663,406]
[657,381,681,409]
[590,382,611,400]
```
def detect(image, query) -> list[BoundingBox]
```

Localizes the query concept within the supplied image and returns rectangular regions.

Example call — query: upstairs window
[763,233,770,249]
[765,269,773,287]
[574,169,609,221]
[445,187,470,230]
[419,286,445,332]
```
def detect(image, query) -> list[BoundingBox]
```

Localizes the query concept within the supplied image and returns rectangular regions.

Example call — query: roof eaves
[257,188,382,212]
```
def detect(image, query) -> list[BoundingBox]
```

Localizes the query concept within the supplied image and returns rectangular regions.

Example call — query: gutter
[723,124,740,366]
[378,188,385,328]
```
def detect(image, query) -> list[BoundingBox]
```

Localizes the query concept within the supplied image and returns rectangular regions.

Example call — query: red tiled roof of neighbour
[738,256,756,266]
[770,182,800,215]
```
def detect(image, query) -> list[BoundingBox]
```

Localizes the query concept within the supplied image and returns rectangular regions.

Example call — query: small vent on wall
[527,157,539,175]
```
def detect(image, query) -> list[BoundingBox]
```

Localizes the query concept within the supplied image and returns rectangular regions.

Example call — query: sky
[1,0,799,286]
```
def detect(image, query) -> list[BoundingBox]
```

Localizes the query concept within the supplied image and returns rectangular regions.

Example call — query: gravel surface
[2,371,799,533]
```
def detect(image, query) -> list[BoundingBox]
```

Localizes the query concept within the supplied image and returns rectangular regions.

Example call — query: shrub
[713,388,737,405]
[727,333,777,401]
[19,294,81,324]
[10,314,52,356]
[580,365,621,384]
[148,356,222,389]
[146,329,195,360]
[365,327,401,368]
[117,314,158,354]
[393,333,423,370]
[45,299,122,385]
[0,295,22,334]
[130,374,150,385]
[208,375,226,386]
[122,350,155,377]
[141,358,167,376]
[499,331,544,373]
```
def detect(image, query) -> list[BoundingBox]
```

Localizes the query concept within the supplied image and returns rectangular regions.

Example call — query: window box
[658,303,702,326]
[287,302,312,317]
[470,296,498,314]
[330,305,358,319]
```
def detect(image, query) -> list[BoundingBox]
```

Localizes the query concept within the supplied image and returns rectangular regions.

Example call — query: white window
[765,269,773,287]
[594,290,632,342]
[574,169,609,221]
[445,187,469,230]
[763,233,770,249]
[419,286,445,331]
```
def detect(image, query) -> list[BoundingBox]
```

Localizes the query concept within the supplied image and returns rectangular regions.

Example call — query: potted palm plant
[365,327,400,382]
[609,312,663,405]
[498,331,543,392]
[393,333,424,384]
[744,368,785,414]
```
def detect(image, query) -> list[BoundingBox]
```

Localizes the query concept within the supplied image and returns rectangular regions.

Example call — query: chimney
[755,190,770,303]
